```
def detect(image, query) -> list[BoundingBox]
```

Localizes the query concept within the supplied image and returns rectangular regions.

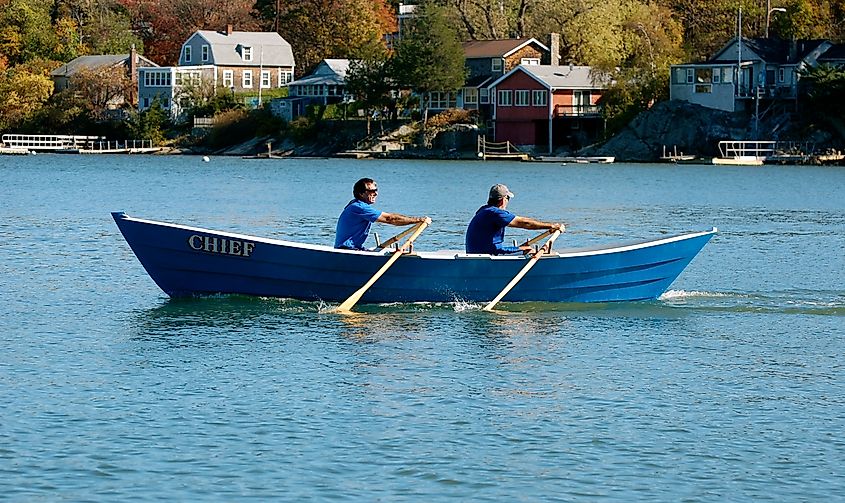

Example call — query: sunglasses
[365,188,378,194]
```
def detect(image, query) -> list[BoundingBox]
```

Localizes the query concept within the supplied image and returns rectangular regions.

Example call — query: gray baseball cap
[489,184,514,200]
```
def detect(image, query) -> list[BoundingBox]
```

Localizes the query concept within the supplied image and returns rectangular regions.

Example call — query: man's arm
[508,216,564,232]
[508,217,565,255]
[377,212,430,226]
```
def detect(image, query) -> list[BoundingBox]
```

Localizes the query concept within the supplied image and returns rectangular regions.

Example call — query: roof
[818,43,845,62]
[50,54,157,77]
[462,38,549,59]
[191,30,295,67]
[710,37,829,64]
[488,65,608,90]
[288,59,355,87]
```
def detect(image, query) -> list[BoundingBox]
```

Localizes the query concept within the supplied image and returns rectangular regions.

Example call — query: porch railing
[553,104,601,117]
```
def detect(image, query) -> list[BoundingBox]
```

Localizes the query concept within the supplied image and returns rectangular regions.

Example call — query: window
[242,46,253,62]
[429,91,455,109]
[532,90,547,106]
[261,70,271,88]
[491,59,502,72]
[480,88,489,104]
[515,90,530,106]
[498,90,513,106]
[521,58,540,65]
[713,69,721,83]
[278,70,292,86]
[184,46,191,63]
[695,68,712,83]
[464,87,478,104]
[223,70,233,88]
[778,68,785,82]
[202,45,209,62]
[720,67,733,83]
[695,84,712,93]
[143,97,150,108]
[143,71,171,87]
[243,70,253,88]
[686,68,694,83]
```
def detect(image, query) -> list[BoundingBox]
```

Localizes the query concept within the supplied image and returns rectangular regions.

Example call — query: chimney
[226,24,233,36]
[549,33,560,66]
[129,44,138,106]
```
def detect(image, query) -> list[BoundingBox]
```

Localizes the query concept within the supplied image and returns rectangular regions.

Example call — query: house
[670,37,833,112]
[487,64,608,153]
[287,59,353,105]
[51,47,158,107]
[138,26,295,118]
[178,26,295,92]
[448,38,549,115]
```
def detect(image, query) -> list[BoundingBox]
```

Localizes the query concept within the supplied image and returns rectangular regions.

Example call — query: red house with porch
[488,65,608,154]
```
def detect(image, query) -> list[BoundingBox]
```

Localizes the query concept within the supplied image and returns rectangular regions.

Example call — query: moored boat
[112,212,717,304]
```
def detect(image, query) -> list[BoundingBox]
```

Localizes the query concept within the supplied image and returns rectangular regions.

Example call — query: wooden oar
[376,225,418,250]
[519,229,553,248]
[482,229,562,312]
[333,221,429,314]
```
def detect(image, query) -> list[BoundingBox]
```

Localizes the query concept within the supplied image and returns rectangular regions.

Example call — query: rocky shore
[167,100,841,163]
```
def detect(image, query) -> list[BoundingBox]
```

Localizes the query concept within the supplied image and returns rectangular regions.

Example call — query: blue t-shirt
[465,205,518,254]
[334,199,382,249]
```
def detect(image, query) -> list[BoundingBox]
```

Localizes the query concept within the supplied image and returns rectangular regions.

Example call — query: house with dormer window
[138,25,295,118]
[178,25,295,92]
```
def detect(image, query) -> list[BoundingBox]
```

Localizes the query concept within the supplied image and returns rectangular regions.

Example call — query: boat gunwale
[113,212,716,261]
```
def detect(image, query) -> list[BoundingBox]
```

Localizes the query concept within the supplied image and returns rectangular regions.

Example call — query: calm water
[1,154,843,501]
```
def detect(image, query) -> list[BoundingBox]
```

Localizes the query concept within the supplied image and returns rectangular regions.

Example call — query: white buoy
[202,156,210,162]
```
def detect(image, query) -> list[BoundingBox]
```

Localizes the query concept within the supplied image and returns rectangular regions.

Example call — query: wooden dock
[477,135,530,160]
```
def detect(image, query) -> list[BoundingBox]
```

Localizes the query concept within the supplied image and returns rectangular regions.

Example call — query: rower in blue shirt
[465,184,564,255]
[335,177,430,250]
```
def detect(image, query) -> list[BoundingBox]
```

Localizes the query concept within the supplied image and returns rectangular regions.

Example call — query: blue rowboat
[112,212,716,304]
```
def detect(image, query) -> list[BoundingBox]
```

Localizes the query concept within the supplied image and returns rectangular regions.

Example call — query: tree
[118,0,259,66]
[54,0,142,55]
[253,0,394,75]
[345,39,393,134]
[0,58,54,131]
[126,98,169,144]
[391,1,466,124]
[0,0,61,65]
[69,64,135,121]
[798,64,845,140]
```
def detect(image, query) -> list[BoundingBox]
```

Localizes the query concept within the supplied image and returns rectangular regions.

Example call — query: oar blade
[331,221,429,314]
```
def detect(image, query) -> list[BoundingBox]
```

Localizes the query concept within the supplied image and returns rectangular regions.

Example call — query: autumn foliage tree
[118,0,259,65]
[391,1,466,124]
[253,0,395,75]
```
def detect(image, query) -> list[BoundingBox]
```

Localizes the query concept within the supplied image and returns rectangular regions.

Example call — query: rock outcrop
[578,101,751,162]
